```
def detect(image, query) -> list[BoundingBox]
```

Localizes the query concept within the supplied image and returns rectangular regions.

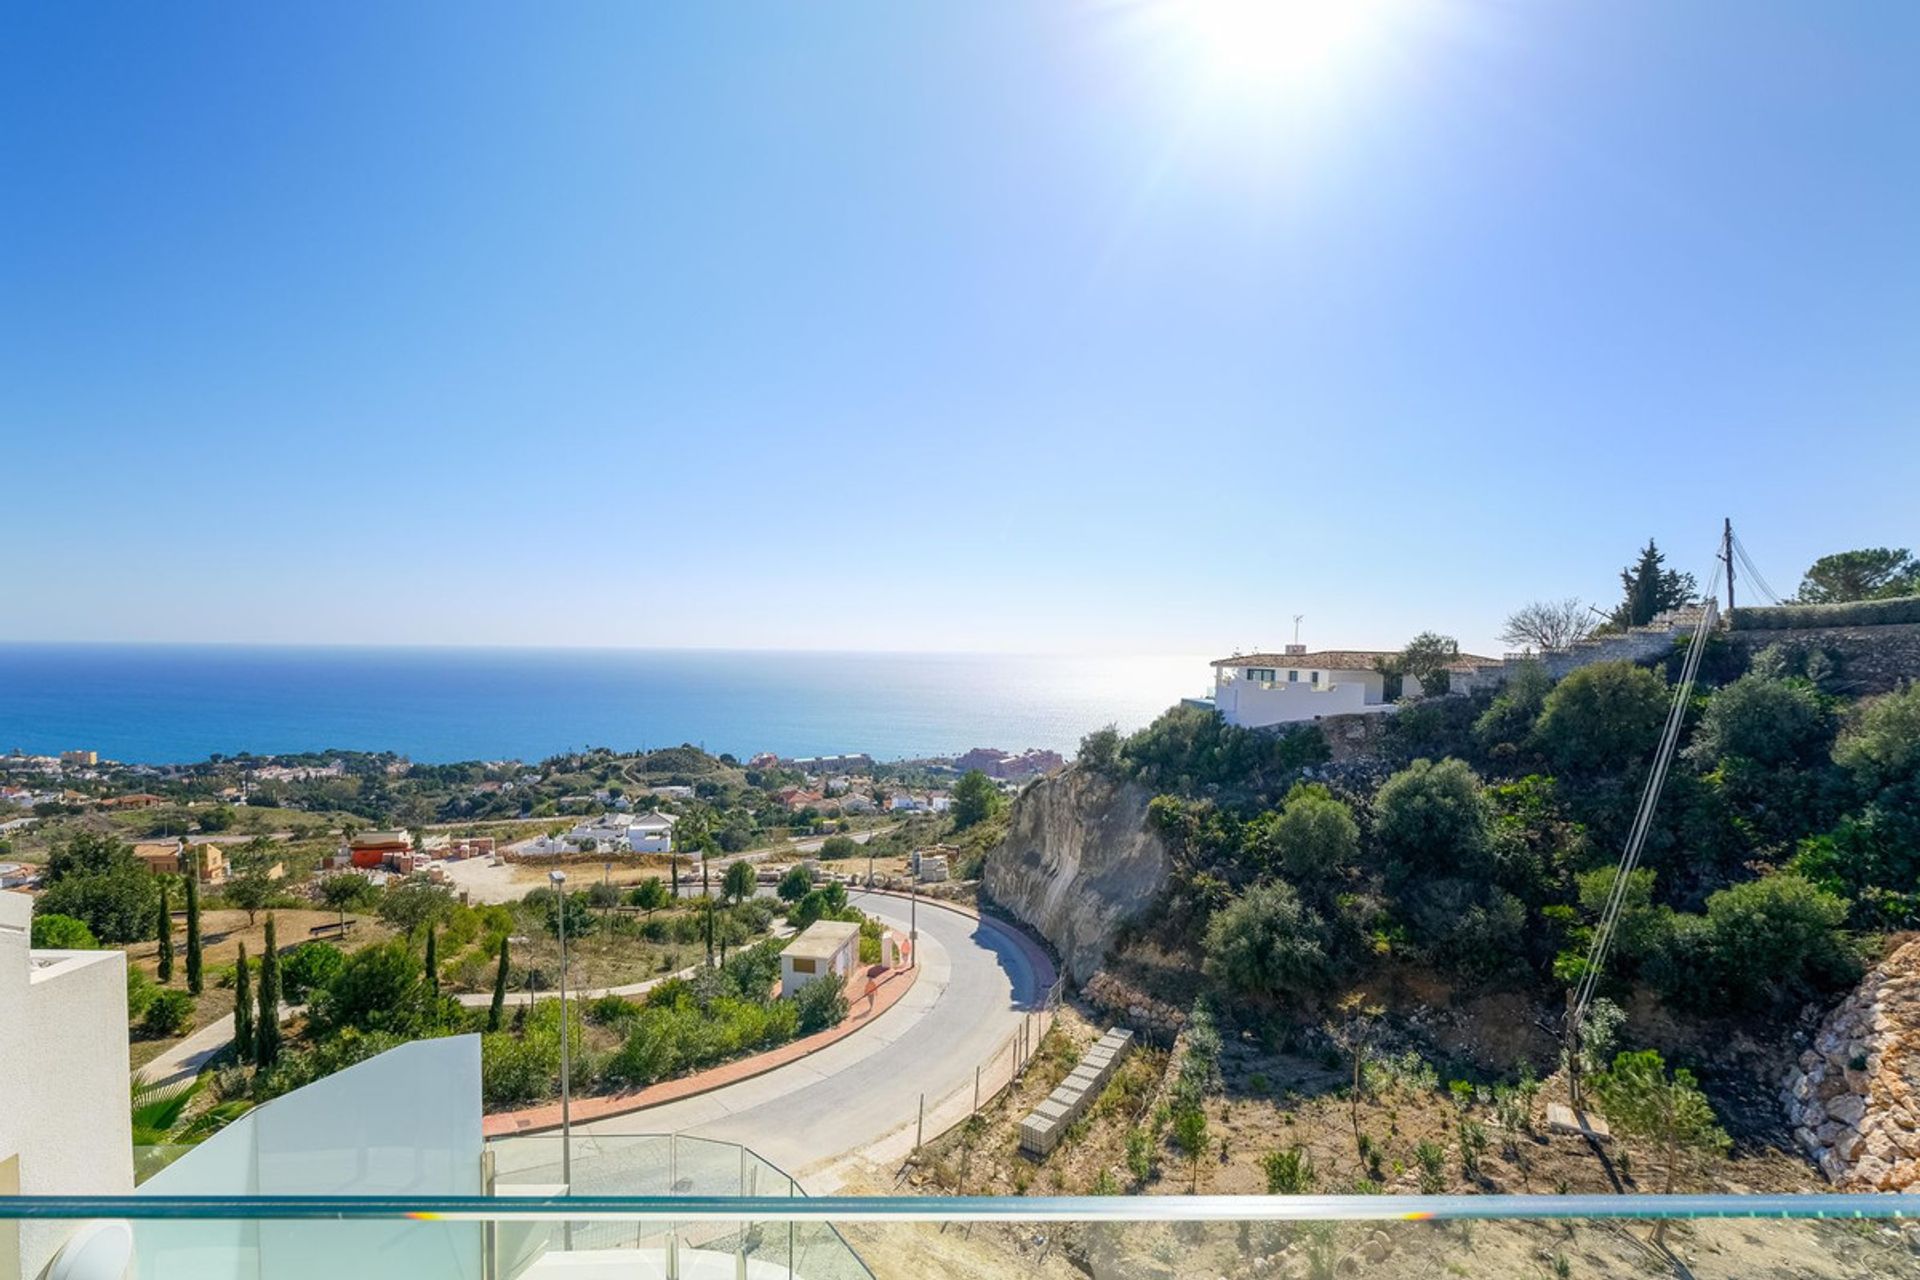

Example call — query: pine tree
[255,915,281,1069]
[1615,539,1699,628]
[184,873,204,995]
[425,924,439,998]
[488,935,510,1033]
[233,941,254,1066]
[155,881,174,983]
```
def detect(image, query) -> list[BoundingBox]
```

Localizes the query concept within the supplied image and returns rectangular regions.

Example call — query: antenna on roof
[1292,615,1305,645]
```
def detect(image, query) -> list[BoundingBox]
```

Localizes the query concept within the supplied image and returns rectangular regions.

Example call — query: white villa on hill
[626,811,676,853]
[1203,643,1492,729]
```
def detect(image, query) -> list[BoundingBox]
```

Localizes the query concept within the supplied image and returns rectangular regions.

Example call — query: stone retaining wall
[1781,938,1920,1190]
[1724,621,1920,696]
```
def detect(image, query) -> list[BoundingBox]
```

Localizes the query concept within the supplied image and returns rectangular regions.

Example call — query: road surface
[566,889,1047,1188]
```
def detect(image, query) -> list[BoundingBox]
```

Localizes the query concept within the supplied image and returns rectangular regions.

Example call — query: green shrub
[141,988,196,1037]
[1372,757,1492,883]
[1695,872,1858,1011]
[1730,595,1920,631]
[1262,1145,1316,1194]
[1687,674,1834,769]
[125,966,159,1021]
[1835,682,1920,793]
[30,913,98,949]
[1200,880,1334,1001]
[793,973,848,1033]
[481,1031,557,1107]
[817,835,858,860]
[1250,783,1359,880]
[278,941,345,1003]
[1533,661,1670,775]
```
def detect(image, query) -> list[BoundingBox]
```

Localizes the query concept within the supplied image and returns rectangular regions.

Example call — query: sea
[0,645,1210,766]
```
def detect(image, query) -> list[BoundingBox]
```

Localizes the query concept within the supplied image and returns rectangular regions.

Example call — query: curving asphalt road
[572,889,1048,1188]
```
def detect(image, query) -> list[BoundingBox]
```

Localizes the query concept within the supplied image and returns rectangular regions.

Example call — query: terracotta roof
[1211,651,1398,671]
[1212,650,1499,673]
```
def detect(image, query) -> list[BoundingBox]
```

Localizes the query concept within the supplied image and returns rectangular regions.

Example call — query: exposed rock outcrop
[1782,938,1920,1190]
[983,767,1167,984]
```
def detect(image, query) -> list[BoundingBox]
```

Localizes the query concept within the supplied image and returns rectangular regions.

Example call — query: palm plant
[129,1074,252,1181]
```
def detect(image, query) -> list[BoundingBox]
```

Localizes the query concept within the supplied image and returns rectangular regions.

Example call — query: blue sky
[4,2,1916,657]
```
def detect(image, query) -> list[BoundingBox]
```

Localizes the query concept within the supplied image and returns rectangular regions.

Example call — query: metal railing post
[915,1092,924,1150]
[973,1064,981,1114]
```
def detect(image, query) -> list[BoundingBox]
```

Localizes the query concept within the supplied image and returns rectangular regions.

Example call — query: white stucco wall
[1213,667,1393,728]
[1,890,133,1280]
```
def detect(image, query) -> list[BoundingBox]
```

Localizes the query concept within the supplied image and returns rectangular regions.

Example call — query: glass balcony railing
[6,1188,1920,1279]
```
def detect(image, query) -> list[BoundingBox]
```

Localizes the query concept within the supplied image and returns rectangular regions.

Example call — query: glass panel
[8,1200,1920,1280]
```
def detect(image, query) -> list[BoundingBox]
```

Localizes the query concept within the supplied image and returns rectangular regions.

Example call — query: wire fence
[907,972,1068,1159]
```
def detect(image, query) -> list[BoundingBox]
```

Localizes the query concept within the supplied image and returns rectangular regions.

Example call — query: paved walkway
[136,1003,293,1088]
[482,961,920,1137]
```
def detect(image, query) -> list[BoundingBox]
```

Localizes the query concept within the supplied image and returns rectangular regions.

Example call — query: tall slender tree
[155,880,174,983]
[487,935,510,1033]
[183,873,204,995]
[424,924,439,998]
[255,915,281,1069]
[232,941,254,1066]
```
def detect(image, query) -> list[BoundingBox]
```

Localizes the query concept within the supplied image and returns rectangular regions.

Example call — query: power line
[1730,532,1783,604]
[1569,556,1723,1046]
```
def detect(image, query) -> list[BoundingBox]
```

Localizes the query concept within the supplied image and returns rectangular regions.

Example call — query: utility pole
[549,870,573,1251]
[1722,517,1736,613]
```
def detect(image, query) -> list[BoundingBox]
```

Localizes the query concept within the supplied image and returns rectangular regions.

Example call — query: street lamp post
[909,872,917,970]
[550,869,573,1250]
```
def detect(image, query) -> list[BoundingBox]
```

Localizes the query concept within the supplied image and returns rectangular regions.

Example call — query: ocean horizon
[0,643,1211,766]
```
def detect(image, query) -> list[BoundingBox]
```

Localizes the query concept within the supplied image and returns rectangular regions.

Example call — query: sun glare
[1158,0,1400,94]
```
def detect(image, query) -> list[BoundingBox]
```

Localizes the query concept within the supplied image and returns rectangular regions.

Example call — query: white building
[889,793,923,813]
[564,814,635,852]
[1206,644,1490,729]
[779,920,862,999]
[1,889,133,1279]
[626,811,676,853]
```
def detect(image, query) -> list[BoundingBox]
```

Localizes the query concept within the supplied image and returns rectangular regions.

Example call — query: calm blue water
[0,645,1208,765]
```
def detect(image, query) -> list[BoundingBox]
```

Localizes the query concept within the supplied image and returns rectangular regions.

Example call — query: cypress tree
[425,925,439,998]
[233,941,254,1065]
[155,881,174,983]
[184,873,204,995]
[488,935,510,1032]
[255,915,281,1069]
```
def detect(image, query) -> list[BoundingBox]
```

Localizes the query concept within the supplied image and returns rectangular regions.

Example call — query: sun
[1155,0,1401,94]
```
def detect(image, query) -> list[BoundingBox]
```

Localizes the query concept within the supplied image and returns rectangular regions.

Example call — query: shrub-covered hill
[1083,640,1920,1032]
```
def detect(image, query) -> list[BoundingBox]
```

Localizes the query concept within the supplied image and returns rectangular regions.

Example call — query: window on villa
[1288,670,1299,682]
[1248,668,1276,682]
[792,957,816,974]
[1311,671,1321,686]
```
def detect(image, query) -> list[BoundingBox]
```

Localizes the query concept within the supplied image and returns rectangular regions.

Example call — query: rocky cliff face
[983,767,1168,985]
[1782,938,1920,1190]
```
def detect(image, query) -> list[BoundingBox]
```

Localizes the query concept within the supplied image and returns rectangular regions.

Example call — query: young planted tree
[629,876,671,914]
[232,941,254,1066]
[722,858,756,904]
[1172,1103,1210,1193]
[155,881,174,983]
[184,874,204,996]
[1328,992,1384,1159]
[487,935,510,1033]
[319,872,378,935]
[1591,1049,1731,1243]
[255,915,282,1069]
